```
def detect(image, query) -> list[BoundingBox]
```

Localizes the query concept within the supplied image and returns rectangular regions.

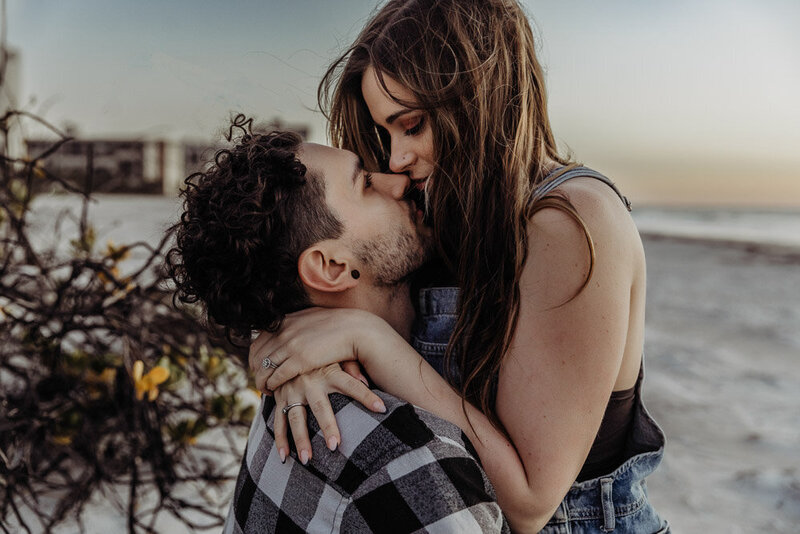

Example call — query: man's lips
[403,185,431,227]
[403,184,426,212]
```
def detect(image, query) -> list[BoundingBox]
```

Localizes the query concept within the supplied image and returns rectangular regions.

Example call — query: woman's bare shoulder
[525,177,643,306]
[534,175,632,225]
[530,176,640,249]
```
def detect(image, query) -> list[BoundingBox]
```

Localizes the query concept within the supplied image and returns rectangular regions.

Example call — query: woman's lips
[410,176,428,190]
[403,184,424,207]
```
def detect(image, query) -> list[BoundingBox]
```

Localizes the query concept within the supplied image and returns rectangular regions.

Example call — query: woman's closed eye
[404,116,425,136]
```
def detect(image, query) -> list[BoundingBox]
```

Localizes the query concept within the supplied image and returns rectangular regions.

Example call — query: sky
[5,0,800,206]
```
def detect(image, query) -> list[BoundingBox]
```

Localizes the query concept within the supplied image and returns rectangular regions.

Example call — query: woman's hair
[319,0,593,431]
[167,127,343,341]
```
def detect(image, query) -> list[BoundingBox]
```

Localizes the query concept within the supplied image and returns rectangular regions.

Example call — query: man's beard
[353,228,432,287]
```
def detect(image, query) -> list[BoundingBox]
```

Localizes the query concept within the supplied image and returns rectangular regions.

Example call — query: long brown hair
[319,0,593,432]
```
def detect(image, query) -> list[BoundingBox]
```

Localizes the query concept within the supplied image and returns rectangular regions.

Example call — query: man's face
[299,143,432,286]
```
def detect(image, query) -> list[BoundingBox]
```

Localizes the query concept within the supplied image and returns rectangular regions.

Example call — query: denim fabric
[410,286,462,382]
[410,287,669,533]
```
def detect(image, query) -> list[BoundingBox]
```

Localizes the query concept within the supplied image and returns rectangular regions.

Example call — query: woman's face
[361,65,434,191]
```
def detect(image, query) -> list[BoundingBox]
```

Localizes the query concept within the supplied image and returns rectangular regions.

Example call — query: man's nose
[372,172,410,199]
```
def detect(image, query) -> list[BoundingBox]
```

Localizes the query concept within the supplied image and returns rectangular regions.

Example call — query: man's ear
[297,243,358,294]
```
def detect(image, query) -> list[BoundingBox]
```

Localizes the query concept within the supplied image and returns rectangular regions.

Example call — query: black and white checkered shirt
[223,390,508,533]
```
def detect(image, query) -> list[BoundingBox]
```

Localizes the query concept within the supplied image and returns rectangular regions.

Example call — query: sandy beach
[640,236,800,533]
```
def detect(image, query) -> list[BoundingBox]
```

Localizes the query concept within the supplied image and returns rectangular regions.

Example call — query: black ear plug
[351,269,360,279]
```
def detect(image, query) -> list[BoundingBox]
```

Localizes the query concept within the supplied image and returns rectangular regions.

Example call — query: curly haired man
[168,128,507,533]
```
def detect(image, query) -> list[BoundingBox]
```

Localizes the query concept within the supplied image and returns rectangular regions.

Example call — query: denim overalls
[409,167,669,534]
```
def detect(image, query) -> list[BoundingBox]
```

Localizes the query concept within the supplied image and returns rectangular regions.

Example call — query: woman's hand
[248,307,394,392]
[257,360,369,398]
[272,363,386,465]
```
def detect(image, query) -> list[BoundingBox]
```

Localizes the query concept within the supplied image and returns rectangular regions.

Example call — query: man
[168,128,507,533]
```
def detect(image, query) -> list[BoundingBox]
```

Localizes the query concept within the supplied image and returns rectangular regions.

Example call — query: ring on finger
[261,356,278,369]
[282,402,305,416]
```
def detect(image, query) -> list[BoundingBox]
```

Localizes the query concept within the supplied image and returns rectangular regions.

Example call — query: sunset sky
[6,0,800,206]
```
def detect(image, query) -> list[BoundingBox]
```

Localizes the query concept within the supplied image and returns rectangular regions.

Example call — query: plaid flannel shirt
[223,390,508,533]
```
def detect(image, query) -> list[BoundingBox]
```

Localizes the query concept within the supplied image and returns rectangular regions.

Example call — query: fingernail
[327,436,338,451]
[279,448,287,464]
[373,400,386,413]
[300,450,309,465]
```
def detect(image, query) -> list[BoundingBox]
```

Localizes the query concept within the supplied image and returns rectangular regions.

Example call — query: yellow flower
[105,240,131,262]
[33,162,46,179]
[110,281,136,299]
[205,355,223,378]
[52,434,73,446]
[131,360,170,401]
[86,367,117,385]
[97,265,120,285]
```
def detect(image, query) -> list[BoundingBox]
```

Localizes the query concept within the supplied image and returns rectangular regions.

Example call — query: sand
[640,236,800,533]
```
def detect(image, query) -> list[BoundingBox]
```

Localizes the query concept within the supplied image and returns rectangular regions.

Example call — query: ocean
[632,206,800,250]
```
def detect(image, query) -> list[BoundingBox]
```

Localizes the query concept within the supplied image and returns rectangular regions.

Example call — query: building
[25,118,309,195]
[1,46,25,162]
[26,138,168,194]
[258,118,310,140]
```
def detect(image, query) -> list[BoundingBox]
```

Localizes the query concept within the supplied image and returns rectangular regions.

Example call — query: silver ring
[261,356,278,370]
[282,402,305,415]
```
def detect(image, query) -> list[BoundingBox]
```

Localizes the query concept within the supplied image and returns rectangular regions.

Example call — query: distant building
[26,138,167,194]
[25,118,310,195]
[183,142,219,176]
[258,118,310,140]
[1,46,25,162]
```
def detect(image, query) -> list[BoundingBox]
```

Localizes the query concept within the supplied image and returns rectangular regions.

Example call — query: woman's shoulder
[525,173,643,303]
[535,167,628,215]
[529,171,638,246]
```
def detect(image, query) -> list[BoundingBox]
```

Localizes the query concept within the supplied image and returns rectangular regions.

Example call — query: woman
[251,0,668,532]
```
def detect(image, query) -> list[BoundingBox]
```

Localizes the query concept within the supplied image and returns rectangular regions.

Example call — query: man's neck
[310,282,416,340]
[357,283,415,340]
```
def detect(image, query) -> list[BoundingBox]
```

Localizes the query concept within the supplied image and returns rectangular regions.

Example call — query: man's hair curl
[167,128,343,340]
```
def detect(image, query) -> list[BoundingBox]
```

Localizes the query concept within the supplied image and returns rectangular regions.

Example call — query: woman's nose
[389,138,414,173]
[372,172,410,199]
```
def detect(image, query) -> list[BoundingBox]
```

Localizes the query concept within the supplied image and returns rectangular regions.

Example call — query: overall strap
[535,164,632,212]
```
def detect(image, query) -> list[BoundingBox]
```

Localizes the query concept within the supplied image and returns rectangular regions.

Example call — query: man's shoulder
[243,391,479,492]
[330,393,506,533]
[226,391,506,533]
[309,391,479,486]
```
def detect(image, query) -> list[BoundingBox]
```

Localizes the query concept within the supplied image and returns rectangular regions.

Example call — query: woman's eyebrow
[385,108,414,125]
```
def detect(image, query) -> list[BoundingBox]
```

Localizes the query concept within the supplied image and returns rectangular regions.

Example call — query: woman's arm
[488,181,644,528]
